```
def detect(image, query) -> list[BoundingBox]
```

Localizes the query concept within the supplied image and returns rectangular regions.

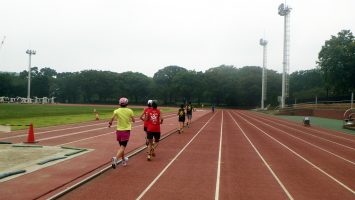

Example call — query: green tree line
[1,30,354,107]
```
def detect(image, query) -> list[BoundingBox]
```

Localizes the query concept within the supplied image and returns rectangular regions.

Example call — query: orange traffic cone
[25,123,37,143]
[95,112,99,120]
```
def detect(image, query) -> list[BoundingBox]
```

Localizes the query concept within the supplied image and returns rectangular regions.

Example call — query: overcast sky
[0,0,354,77]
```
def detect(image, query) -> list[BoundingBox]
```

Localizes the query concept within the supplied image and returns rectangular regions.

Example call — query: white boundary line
[215,110,223,200]
[246,112,355,151]
[227,111,294,200]
[238,112,355,165]
[136,112,218,200]
[234,111,355,195]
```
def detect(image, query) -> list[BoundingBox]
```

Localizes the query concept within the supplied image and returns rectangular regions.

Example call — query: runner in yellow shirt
[108,97,135,169]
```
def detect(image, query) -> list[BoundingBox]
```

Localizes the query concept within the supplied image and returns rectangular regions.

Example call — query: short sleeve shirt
[113,107,134,131]
[178,108,185,118]
[186,105,193,115]
[147,108,161,132]
[143,107,152,128]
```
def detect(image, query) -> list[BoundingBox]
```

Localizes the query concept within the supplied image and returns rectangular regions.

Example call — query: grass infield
[273,115,355,135]
[0,104,173,130]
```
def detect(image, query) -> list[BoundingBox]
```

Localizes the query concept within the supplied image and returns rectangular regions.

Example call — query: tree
[153,66,187,104]
[289,69,325,101]
[317,30,355,94]
[119,71,152,103]
[204,65,238,105]
[56,72,83,103]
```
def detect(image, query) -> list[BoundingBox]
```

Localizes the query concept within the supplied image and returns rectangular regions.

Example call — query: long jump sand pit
[0,144,91,182]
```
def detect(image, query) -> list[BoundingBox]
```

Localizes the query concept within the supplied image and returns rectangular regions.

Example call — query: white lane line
[60,109,207,146]
[227,112,294,200]
[38,127,108,141]
[32,115,178,142]
[59,112,208,146]
[234,111,355,195]
[0,113,176,140]
[136,112,218,200]
[245,112,355,151]
[249,111,355,142]
[59,132,111,146]
[238,112,355,165]
[0,122,107,140]
[215,110,223,200]
[59,125,144,146]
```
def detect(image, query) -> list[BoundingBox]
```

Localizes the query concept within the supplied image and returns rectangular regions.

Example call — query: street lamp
[26,49,36,102]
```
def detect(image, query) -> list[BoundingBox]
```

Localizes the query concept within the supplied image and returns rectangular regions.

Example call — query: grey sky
[0,0,354,77]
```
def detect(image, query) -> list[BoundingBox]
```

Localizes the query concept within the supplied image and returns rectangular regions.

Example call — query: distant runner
[178,104,186,134]
[186,102,193,127]
[109,97,135,169]
[146,101,163,161]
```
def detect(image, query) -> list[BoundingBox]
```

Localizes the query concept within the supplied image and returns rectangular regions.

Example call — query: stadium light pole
[26,49,36,102]
[259,38,268,110]
[278,3,292,108]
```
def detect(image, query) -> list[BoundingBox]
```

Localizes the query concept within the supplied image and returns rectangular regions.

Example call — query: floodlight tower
[26,49,36,102]
[259,38,268,109]
[278,3,291,108]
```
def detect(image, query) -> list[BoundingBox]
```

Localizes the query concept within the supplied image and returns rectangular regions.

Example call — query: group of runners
[108,97,194,169]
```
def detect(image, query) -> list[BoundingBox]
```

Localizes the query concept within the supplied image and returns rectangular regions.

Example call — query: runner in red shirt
[145,101,163,161]
[140,100,153,146]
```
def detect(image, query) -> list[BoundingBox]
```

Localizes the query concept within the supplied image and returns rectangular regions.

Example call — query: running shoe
[122,157,129,166]
[147,154,151,161]
[111,157,117,169]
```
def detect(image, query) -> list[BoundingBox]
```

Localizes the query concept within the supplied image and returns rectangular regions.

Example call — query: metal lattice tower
[278,3,291,108]
[259,38,268,109]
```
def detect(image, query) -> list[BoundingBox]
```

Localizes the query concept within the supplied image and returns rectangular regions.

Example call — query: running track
[58,110,354,200]
[1,110,354,199]
[0,110,207,199]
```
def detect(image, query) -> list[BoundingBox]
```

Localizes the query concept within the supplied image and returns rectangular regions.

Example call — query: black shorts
[178,117,185,122]
[147,132,161,142]
[119,140,128,147]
